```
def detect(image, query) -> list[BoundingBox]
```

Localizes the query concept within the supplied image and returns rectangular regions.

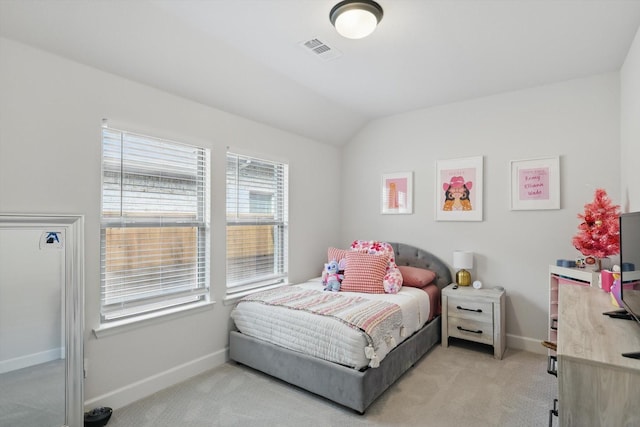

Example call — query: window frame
[99,126,211,326]
[225,151,289,297]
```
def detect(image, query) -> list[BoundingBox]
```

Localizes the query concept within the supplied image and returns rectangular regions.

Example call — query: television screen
[620,211,640,359]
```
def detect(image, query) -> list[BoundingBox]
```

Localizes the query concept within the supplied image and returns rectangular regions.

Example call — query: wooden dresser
[557,285,640,426]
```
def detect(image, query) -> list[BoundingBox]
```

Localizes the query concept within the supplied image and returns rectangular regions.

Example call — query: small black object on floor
[84,406,112,427]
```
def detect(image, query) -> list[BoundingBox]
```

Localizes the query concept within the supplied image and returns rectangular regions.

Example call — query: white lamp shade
[334,9,378,39]
[453,251,473,270]
[330,1,383,40]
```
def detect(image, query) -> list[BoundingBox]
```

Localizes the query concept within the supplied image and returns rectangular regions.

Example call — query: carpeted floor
[0,359,65,427]
[107,341,557,427]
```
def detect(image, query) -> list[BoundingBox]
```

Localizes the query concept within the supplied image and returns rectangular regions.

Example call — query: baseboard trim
[84,348,228,410]
[506,334,547,355]
[0,347,63,374]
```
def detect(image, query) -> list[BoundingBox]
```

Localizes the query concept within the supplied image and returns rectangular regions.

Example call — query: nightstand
[441,283,506,359]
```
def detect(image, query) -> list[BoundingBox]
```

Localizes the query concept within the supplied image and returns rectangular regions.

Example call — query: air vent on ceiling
[300,38,342,62]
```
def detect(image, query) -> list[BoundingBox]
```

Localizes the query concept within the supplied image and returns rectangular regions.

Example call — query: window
[100,127,210,323]
[226,152,288,294]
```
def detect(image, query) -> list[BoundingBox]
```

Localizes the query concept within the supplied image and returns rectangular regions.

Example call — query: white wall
[621,26,640,212]
[341,73,621,352]
[0,37,342,408]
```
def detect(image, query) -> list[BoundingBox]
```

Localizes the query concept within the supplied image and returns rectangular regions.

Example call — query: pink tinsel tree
[572,188,620,258]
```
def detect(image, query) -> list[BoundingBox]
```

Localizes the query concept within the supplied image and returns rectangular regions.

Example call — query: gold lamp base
[456,269,471,286]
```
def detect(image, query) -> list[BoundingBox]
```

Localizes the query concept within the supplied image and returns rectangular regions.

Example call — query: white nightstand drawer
[447,299,493,323]
[447,317,494,345]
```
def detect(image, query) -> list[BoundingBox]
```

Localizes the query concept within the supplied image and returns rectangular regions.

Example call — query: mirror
[0,214,84,427]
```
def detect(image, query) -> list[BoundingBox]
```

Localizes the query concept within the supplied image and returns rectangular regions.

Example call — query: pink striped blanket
[238,286,404,367]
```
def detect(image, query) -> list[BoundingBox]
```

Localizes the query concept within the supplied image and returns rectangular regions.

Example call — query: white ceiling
[2,0,640,146]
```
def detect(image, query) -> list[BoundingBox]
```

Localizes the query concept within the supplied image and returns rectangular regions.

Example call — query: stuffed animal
[323,260,344,292]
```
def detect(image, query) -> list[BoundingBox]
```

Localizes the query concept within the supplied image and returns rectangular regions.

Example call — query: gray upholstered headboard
[389,242,452,289]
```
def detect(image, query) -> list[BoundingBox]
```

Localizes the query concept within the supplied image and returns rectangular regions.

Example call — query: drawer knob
[457,326,483,334]
[457,305,482,313]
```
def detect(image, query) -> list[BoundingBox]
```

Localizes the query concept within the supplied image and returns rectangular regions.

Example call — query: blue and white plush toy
[323,260,344,292]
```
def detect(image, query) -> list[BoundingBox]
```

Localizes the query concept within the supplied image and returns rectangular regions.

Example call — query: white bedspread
[230,278,432,369]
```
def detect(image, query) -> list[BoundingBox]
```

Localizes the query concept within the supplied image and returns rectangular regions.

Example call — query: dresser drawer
[447,298,493,323]
[447,316,494,345]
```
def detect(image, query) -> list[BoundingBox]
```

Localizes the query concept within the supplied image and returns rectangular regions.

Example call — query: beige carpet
[107,341,557,427]
[0,359,65,427]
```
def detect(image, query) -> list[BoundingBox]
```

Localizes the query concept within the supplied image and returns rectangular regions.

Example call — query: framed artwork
[381,172,413,214]
[510,157,560,210]
[436,156,483,221]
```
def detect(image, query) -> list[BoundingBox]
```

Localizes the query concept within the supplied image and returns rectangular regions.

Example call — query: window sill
[223,282,290,306]
[93,300,216,338]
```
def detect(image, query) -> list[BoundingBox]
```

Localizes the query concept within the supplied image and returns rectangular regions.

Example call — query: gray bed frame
[228,243,452,414]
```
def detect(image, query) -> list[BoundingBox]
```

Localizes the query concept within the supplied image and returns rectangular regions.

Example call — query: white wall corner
[506,334,548,356]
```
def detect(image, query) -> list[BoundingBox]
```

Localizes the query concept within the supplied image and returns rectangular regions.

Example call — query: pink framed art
[435,156,483,221]
[381,172,413,214]
[510,157,560,210]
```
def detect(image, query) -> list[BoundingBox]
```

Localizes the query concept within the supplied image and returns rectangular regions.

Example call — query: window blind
[100,128,210,321]
[226,152,288,292]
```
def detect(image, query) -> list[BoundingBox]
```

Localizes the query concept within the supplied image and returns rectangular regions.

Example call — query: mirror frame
[0,214,84,427]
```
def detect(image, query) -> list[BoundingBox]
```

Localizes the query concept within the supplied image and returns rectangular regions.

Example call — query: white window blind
[226,152,288,292]
[100,128,210,322]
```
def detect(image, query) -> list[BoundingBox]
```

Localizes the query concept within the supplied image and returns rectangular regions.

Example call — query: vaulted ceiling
[2,1,640,145]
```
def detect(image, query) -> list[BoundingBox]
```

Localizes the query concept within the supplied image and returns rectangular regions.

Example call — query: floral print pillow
[349,240,403,294]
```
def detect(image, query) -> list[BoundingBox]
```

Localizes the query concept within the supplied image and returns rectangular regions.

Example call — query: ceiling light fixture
[329,0,383,40]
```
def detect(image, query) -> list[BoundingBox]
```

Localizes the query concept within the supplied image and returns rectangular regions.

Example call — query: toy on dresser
[603,265,624,307]
[609,265,623,307]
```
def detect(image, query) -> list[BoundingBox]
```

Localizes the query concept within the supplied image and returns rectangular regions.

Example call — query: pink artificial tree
[572,188,620,261]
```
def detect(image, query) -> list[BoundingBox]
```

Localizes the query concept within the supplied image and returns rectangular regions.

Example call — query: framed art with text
[510,157,560,210]
[436,156,483,221]
[381,172,413,214]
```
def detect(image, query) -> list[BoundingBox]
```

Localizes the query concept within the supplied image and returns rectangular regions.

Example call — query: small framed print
[436,156,483,221]
[381,172,413,214]
[510,157,560,210]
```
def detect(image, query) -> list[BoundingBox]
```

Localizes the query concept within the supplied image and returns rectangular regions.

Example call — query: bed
[228,242,452,413]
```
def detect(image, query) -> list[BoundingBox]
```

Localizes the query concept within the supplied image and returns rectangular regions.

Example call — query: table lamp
[453,250,473,286]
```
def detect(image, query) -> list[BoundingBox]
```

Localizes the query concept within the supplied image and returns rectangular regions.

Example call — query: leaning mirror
[0,214,84,427]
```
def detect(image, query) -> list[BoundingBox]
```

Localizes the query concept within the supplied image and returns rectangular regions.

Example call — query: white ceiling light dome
[330,0,384,39]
